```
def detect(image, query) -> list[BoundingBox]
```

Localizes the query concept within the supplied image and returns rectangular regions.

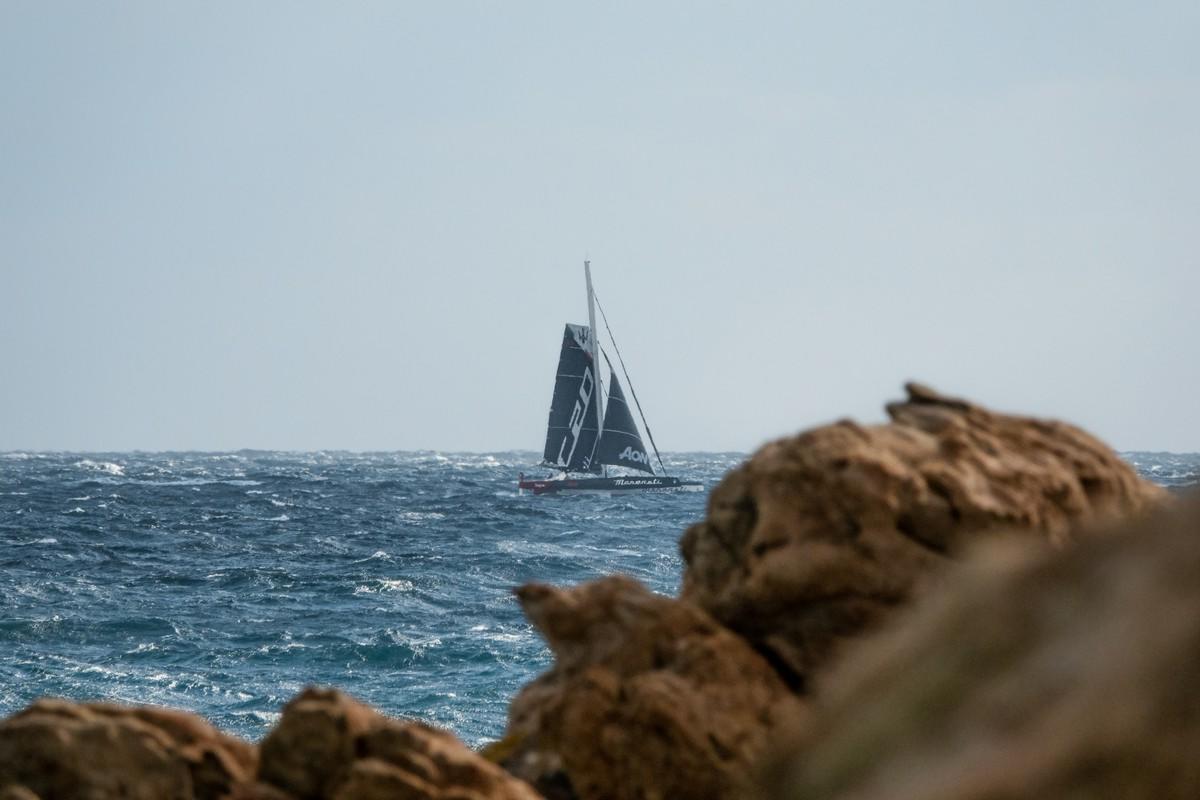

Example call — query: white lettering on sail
[559,367,595,467]
[618,445,650,465]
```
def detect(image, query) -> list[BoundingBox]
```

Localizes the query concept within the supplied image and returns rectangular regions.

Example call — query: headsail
[541,323,602,473]
[593,370,655,474]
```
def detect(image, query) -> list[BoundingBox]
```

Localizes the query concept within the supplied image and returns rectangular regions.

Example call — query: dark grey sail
[593,372,655,474]
[541,323,601,473]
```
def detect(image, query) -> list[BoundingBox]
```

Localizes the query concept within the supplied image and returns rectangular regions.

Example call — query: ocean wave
[232,710,281,725]
[398,511,446,522]
[0,450,853,743]
[353,578,415,595]
[74,459,125,476]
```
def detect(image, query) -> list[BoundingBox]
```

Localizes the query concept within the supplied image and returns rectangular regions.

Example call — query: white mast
[584,260,604,448]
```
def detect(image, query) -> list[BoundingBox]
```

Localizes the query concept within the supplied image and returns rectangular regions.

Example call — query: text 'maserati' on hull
[518,261,703,496]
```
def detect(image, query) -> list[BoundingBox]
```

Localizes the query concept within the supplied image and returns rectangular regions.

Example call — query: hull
[518,475,703,495]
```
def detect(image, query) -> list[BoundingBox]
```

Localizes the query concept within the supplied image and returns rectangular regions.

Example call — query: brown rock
[224,782,296,800]
[258,687,539,800]
[762,495,1200,800]
[0,698,254,800]
[257,687,378,799]
[680,383,1164,689]
[0,787,43,800]
[501,575,802,800]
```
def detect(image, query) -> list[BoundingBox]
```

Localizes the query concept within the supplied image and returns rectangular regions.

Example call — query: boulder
[762,495,1200,800]
[497,575,802,800]
[257,687,539,800]
[680,383,1164,689]
[0,698,255,800]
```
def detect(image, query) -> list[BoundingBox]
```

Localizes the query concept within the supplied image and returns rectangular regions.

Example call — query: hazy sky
[2,2,1197,453]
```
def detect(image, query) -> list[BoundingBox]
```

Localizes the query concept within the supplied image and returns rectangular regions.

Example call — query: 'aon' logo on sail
[619,446,650,465]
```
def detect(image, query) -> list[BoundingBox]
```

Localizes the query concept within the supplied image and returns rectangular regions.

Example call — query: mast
[585,260,604,447]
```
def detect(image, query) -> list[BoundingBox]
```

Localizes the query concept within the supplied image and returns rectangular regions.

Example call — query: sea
[1,450,1196,746]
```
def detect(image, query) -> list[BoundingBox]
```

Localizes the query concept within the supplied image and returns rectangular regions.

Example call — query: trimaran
[518,261,703,495]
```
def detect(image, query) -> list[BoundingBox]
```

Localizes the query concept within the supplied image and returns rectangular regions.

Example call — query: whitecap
[232,710,281,725]
[496,539,575,558]
[398,511,446,522]
[75,459,125,476]
[267,514,289,522]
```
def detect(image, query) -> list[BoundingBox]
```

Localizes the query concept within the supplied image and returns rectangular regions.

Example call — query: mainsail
[593,370,655,474]
[541,324,601,473]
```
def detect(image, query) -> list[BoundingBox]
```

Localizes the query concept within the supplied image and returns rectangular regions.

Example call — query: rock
[500,575,802,800]
[257,687,539,800]
[257,688,378,799]
[225,782,296,800]
[0,787,42,800]
[762,496,1200,800]
[680,383,1164,689]
[0,698,255,800]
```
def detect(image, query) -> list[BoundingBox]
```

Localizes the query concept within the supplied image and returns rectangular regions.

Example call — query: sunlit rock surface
[680,382,1165,689]
[0,698,256,800]
[0,689,540,800]
[497,575,801,800]
[255,687,540,800]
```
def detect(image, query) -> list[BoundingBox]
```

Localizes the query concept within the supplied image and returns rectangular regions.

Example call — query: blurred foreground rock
[495,575,801,800]
[762,495,1200,800]
[681,382,1164,689]
[255,687,539,800]
[0,689,540,800]
[0,698,256,799]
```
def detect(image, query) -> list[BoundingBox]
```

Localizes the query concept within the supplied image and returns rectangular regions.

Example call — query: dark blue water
[0,451,740,745]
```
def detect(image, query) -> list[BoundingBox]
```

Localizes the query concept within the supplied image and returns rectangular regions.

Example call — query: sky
[1,2,1197,453]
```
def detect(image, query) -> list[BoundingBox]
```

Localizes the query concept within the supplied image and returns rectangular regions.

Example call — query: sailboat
[518,261,703,495]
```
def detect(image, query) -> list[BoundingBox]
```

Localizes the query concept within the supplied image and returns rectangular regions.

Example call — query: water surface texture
[0,451,738,744]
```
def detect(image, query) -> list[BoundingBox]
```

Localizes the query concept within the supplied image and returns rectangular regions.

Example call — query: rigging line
[592,292,668,477]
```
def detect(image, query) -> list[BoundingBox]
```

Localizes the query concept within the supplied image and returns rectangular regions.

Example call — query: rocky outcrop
[0,385,1178,800]
[256,687,540,800]
[762,495,1200,800]
[0,698,256,800]
[494,575,802,800]
[0,690,540,800]
[680,383,1164,689]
